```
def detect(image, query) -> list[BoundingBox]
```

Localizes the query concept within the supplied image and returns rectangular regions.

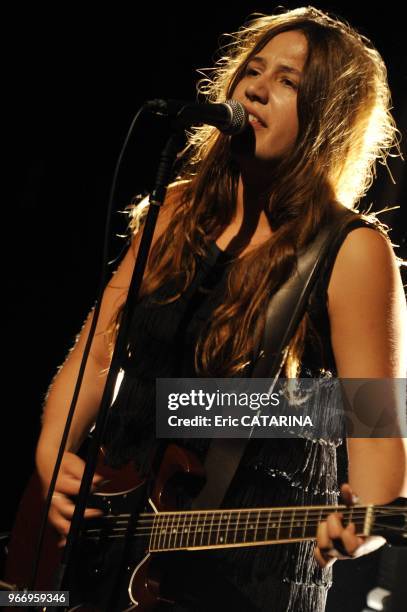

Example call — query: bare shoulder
[328,226,400,300]
[129,181,186,255]
[107,182,185,291]
[327,225,406,378]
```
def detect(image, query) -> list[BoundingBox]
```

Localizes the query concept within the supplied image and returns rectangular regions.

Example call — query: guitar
[4,443,407,611]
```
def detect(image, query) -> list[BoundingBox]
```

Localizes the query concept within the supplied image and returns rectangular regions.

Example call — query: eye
[281,77,298,90]
[244,66,260,77]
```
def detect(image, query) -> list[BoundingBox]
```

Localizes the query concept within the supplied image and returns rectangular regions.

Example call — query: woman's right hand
[39,451,104,546]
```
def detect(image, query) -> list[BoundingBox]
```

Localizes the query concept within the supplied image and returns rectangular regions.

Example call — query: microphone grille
[224,99,248,135]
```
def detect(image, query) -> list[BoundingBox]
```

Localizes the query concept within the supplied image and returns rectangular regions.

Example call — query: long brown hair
[114,6,399,377]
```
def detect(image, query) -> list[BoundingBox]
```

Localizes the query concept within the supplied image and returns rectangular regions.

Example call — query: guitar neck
[148,503,373,552]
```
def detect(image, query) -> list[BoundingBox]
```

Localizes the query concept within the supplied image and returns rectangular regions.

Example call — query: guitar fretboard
[148,505,369,552]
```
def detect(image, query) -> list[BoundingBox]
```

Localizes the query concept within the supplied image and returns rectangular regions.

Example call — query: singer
[35,6,406,612]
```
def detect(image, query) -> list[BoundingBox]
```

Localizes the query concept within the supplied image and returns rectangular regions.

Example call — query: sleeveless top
[103,216,375,612]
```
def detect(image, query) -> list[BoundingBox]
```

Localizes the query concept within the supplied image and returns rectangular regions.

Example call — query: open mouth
[247,112,266,128]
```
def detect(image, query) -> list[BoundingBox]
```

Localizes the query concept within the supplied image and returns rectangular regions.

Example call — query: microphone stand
[48,127,185,608]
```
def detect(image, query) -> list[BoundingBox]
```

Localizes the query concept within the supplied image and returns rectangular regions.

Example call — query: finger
[340,483,359,506]
[326,512,344,541]
[52,493,76,520]
[57,537,67,549]
[51,515,72,538]
[314,545,336,568]
[55,472,104,497]
[50,509,103,541]
[92,478,112,492]
[340,522,366,555]
[316,520,332,552]
[54,477,82,497]
[52,493,103,520]
[62,454,86,480]
[61,464,105,490]
[63,455,104,485]
[84,508,104,519]
[314,522,337,568]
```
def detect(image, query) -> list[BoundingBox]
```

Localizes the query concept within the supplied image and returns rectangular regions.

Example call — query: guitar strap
[191,208,354,510]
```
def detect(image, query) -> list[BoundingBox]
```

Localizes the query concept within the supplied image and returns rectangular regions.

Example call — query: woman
[35,6,406,611]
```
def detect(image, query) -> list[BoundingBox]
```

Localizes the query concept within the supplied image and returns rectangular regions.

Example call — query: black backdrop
[3,2,406,611]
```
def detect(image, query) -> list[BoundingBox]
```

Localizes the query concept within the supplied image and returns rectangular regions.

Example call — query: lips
[245,106,267,127]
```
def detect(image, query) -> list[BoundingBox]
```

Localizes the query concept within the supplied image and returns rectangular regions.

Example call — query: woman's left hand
[314,484,386,568]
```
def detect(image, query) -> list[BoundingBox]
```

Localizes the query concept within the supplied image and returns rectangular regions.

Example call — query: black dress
[101,218,374,612]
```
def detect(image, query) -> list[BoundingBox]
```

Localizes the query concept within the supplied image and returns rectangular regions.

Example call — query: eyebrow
[249,55,302,77]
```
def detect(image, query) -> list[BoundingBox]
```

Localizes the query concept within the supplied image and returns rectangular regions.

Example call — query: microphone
[145,99,248,135]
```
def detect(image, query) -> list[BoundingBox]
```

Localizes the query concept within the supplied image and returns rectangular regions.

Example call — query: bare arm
[315,226,407,566]
[328,227,407,504]
[35,193,176,535]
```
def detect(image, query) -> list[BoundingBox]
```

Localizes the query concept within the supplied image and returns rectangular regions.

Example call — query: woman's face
[231,29,308,169]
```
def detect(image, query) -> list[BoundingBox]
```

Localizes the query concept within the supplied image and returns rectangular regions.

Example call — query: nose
[244,75,269,105]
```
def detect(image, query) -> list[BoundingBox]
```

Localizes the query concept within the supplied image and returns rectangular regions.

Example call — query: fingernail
[351,494,359,504]
[94,478,111,486]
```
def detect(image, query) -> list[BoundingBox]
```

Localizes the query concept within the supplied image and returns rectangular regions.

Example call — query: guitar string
[87,506,406,521]
[83,522,407,544]
[88,509,396,526]
[84,518,407,540]
[84,513,407,536]
[84,519,366,536]
[84,507,406,526]
[85,509,389,529]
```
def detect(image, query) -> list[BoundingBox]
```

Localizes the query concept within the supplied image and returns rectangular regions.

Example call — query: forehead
[255,30,308,69]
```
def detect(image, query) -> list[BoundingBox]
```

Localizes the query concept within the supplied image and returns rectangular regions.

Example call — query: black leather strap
[191,209,353,510]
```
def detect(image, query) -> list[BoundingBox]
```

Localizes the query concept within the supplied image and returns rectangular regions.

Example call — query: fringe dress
[102,218,372,612]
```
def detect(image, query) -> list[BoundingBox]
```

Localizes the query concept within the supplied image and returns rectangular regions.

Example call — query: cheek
[275,102,299,143]
[230,80,244,101]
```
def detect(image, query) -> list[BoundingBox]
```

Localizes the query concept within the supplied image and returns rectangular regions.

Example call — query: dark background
[3,2,406,611]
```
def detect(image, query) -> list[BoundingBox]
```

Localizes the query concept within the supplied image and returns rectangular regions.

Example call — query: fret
[293,509,303,538]
[149,514,155,551]
[302,509,308,538]
[176,512,183,549]
[278,508,292,539]
[167,513,174,550]
[265,510,271,542]
[197,512,205,544]
[256,510,267,542]
[244,510,250,543]
[181,511,188,549]
[206,511,214,546]
[276,509,282,540]
[187,511,194,548]
[156,514,163,551]
[364,505,374,536]
[225,512,232,545]
[234,511,241,544]
[216,511,222,545]
[253,510,260,541]
[268,510,278,541]
[200,512,207,547]
[347,506,361,535]
[246,511,257,543]
[164,512,172,551]
[289,509,295,539]
[169,513,177,549]
[151,514,158,551]
[192,513,199,547]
